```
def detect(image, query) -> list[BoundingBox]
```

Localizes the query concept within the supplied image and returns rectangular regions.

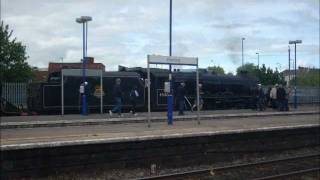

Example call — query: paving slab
[1,114,319,150]
[1,105,319,129]
[2,105,318,122]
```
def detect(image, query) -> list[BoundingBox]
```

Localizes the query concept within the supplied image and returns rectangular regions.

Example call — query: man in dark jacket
[276,84,286,111]
[129,86,139,116]
[177,82,186,115]
[109,78,123,117]
[256,84,265,111]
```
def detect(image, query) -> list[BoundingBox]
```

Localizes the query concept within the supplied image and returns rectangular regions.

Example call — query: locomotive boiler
[27,67,258,114]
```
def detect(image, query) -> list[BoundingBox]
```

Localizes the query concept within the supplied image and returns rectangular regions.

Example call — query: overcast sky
[1,0,319,73]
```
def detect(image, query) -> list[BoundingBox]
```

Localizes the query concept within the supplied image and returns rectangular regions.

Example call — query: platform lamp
[289,40,302,109]
[76,16,92,115]
[256,52,260,68]
[241,37,245,66]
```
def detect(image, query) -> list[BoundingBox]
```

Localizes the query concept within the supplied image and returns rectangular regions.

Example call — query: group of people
[255,83,290,111]
[269,84,290,111]
[85,78,292,117]
[109,78,140,117]
[108,78,203,117]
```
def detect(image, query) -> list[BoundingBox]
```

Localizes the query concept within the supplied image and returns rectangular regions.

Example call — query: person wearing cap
[177,82,186,115]
[270,84,278,109]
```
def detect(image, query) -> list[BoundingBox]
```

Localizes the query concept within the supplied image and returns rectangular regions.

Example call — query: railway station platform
[1,111,319,149]
[1,107,319,179]
[1,105,319,129]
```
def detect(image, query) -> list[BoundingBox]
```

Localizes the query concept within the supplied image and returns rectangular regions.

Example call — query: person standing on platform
[129,86,139,116]
[79,82,88,113]
[192,83,204,111]
[109,78,123,117]
[266,87,272,108]
[270,84,278,109]
[284,86,291,111]
[177,82,186,115]
[256,84,265,111]
[277,84,286,111]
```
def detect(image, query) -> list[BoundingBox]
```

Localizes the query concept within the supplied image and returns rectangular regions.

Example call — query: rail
[135,153,320,180]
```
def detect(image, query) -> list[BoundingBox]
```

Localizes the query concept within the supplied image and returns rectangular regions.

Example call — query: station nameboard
[148,55,198,66]
[61,69,102,77]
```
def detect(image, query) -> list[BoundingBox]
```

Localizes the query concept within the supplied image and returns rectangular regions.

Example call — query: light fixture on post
[76,16,92,115]
[289,40,302,109]
[241,37,245,66]
[256,52,260,68]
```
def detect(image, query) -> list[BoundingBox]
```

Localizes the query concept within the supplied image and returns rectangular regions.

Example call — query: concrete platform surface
[1,105,319,129]
[2,105,318,122]
[1,114,319,150]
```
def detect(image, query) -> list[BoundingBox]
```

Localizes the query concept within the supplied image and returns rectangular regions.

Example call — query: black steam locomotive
[27,67,258,113]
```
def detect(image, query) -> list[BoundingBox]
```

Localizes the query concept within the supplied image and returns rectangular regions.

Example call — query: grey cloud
[2,0,319,71]
[210,22,250,29]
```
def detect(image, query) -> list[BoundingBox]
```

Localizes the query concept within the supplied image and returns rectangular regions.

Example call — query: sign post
[147,55,199,127]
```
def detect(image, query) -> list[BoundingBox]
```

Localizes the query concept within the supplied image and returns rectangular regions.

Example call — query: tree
[0,22,34,82]
[236,63,258,79]
[236,63,285,85]
[290,70,320,87]
[207,66,225,75]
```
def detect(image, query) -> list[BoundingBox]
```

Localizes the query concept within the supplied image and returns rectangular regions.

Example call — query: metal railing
[1,82,28,108]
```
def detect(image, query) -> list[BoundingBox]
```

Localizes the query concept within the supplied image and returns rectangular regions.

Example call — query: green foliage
[236,63,285,85]
[236,63,258,77]
[0,22,34,82]
[291,70,320,87]
[207,66,225,75]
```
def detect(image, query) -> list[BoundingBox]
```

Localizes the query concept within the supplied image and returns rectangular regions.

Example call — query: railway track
[136,153,320,180]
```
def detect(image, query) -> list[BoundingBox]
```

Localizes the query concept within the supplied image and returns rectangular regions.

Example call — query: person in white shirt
[270,84,278,109]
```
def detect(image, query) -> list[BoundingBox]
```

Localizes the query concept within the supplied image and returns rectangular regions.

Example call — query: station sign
[148,55,198,66]
[61,69,102,77]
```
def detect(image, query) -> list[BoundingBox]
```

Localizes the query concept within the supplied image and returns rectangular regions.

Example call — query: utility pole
[289,40,302,109]
[288,46,290,85]
[0,0,2,22]
[256,52,260,68]
[76,16,92,115]
[167,0,173,125]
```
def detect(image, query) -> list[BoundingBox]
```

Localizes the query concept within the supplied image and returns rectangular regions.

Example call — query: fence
[1,82,28,108]
[288,87,320,104]
[1,82,319,112]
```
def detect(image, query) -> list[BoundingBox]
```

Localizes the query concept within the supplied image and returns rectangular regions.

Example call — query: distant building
[32,57,105,82]
[33,68,49,82]
[48,57,105,74]
[282,66,319,86]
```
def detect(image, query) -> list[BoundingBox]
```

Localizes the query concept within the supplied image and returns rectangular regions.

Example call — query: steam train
[27,67,258,114]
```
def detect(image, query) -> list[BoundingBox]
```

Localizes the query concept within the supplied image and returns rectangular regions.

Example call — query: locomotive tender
[27,67,258,114]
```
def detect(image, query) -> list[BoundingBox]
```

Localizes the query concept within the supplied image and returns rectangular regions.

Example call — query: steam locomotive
[27,67,258,114]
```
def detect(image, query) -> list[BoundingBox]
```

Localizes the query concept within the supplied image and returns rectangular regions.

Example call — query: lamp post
[76,16,92,115]
[167,0,173,125]
[288,46,291,85]
[241,37,245,66]
[256,52,259,68]
[289,40,302,109]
